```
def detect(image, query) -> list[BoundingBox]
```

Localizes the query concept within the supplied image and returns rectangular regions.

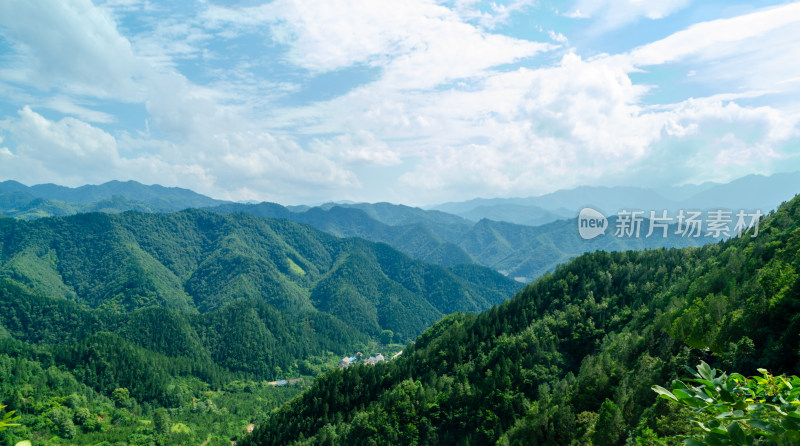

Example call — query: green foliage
[0,403,20,431]
[594,398,624,445]
[0,209,515,342]
[153,408,170,436]
[654,361,800,445]
[111,388,131,408]
[47,407,77,438]
[0,351,304,445]
[240,193,800,445]
[379,330,394,345]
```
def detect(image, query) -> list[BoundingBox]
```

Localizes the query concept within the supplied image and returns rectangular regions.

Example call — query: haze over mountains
[431,171,800,225]
[2,172,793,281]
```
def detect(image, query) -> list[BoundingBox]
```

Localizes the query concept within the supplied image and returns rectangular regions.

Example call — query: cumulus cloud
[0,0,146,100]
[0,106,169,186]
[392,48,800,203]
[0,0,798,205]
[204,0,550,89]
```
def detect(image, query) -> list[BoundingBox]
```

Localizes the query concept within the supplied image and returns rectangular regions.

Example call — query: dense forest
[240,193,800,445]
[211,202,714,281]
[1,189,797,444]
[1,179,713,281]
[0,209,516,445]
[0,209,517,340]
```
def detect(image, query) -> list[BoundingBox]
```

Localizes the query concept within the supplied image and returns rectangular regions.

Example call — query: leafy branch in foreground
[0,402,30,446]
[0,403,20,432]
[653,361,800,445]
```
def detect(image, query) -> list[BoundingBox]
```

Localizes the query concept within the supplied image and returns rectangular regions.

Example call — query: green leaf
[697,361,715,381]
[652,385,679,402]
[727,421,747,445]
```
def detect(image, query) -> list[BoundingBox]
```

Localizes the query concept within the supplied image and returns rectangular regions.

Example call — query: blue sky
[0,0,798,205]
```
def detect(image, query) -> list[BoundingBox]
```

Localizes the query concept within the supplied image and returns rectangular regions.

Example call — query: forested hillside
[241,194,799,445]
[0,180,228,219]
[212,202,713,281]
[1,179,714,281]
[0,210,517,340]
[0,209,519,445]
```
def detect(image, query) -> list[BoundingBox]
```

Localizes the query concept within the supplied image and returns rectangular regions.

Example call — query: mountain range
[241,177,800,446]
[431,171,800,225]
[0,175,798,444]
[0,179,226,219]
[209,202,714,281]
[0,174,790,283]
[0,210,517,342]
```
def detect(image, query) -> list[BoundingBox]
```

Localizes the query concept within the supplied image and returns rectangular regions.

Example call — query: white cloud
[1,0,798,205]
[628,3,800,67]
[548,30,568,44]
[43,97,116,124]
[391,48,800,202]
[310,131,401,166]
[568,0,691,31]
[204,0,551,89]
[451,0,536,29]
[0,106,158,186]
[0,0,146,100]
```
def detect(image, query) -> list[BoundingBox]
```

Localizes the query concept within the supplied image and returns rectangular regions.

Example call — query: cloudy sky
[0,0,798,205]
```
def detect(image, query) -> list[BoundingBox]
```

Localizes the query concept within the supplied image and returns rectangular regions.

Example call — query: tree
[653,361,800,445]
[153,408,171,436]
[593,399,623,445]
[380,330,394,345]
[48,407,77,439]
[73,407,92,426]
[112,387,132,408]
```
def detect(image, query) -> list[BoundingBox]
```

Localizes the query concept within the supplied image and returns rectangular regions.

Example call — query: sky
[0,0,799,206]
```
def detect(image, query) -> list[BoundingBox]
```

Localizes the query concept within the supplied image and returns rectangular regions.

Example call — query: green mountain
[212,202,712,281]
[0,180,228,219]
[0,209,518,340]
[241,194,798,445]
[1,180,715,282]
[210,203,475,267]
[0,208,520,444]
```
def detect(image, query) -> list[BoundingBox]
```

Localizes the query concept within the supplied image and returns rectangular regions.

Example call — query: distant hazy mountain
[681,172,800,211]
[431,186,678,223]
[0,180,228,219]
[324,202,473,227]
[431,171,800,225]
[457,203,572,226]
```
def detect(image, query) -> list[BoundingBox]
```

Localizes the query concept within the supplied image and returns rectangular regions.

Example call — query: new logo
[578,207,607,240]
